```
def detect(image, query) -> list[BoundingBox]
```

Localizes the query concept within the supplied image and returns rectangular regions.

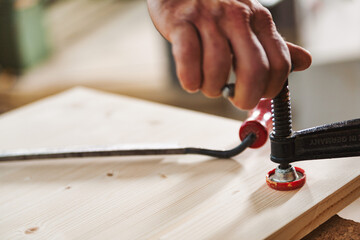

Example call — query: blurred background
[0,0,359,130]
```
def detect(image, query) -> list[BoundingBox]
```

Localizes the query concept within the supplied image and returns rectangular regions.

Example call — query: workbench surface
[0,88,359,239]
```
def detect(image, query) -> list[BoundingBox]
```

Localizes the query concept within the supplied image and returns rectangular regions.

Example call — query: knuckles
[173,1,225,23]
[174,5,201,22]
[255,7,273,22]
[221,1,252,23]
[252,7,275,34]
[172,0,254,24]
[255,6,273,25]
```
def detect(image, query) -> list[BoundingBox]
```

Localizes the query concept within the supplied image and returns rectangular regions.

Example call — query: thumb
[286,42,312,71]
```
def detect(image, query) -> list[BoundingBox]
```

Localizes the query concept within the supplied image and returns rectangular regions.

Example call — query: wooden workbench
[0,88,359,239]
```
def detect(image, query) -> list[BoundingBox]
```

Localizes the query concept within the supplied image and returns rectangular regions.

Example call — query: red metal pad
[266,167,306,191]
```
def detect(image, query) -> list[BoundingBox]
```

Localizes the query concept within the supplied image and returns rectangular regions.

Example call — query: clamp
[224,80,360,190]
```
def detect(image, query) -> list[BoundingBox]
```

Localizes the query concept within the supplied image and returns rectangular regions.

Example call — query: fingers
[147,0,312,110]
[286,42,312,71]
[170,23,202,92]
[221,2,270,109]
[196,19,232,97]
[252,8,291,98]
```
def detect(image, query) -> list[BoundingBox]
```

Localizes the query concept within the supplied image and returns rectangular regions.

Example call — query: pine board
[0,87,359,240]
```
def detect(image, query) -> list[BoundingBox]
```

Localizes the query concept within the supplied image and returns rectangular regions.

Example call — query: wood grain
[0,88,359,239]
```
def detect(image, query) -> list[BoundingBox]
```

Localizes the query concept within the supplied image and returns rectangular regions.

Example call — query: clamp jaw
[267,80,360,190]
[270,118,360,164]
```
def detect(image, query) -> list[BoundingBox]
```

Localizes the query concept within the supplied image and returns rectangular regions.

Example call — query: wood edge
[267,175,360,240]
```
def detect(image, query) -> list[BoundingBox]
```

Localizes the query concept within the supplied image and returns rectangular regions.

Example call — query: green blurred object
[0,0,49,73]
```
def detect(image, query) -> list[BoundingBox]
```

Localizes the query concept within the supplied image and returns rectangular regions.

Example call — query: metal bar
[0,133,256,161]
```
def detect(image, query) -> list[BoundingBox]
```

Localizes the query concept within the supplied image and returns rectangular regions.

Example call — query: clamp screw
[271,80,293,168]
[271,80,293,138]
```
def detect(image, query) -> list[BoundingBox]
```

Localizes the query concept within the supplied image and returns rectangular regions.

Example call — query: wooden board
[0,87,359,239]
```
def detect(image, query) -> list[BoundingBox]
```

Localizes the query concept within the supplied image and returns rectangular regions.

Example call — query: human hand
[147,0,312,109]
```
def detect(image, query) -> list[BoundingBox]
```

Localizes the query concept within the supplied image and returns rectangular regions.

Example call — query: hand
[147,0,312,109]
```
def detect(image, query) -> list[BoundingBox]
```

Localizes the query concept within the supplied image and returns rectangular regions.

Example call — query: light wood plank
[0,87,359,239]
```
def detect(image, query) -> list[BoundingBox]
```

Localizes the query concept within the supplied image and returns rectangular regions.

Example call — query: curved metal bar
[0,133,257,161]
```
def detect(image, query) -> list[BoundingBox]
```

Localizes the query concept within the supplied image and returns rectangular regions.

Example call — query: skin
[147,0,312,109]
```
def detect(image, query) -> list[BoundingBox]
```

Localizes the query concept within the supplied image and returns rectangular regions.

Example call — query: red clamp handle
[239,98,273,148]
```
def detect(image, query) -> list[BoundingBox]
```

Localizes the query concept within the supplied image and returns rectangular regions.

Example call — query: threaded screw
[271,80,293,138]
[271,80,293,169]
